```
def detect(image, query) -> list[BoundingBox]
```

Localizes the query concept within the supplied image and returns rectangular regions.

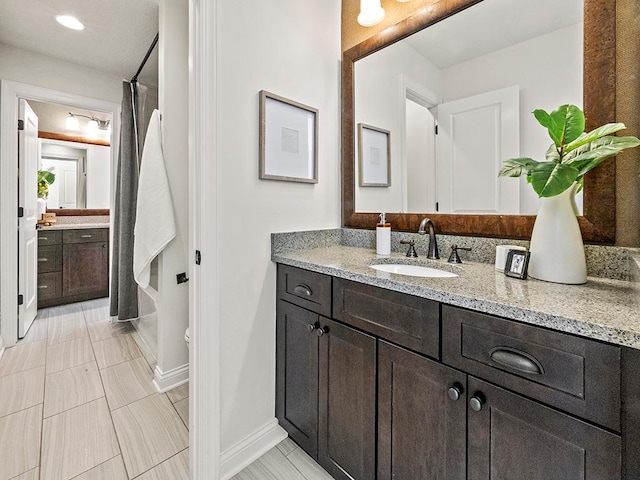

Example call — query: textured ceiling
[0,0,159,86]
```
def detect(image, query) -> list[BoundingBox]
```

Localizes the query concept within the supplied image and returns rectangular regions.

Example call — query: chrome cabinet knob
[307,323,318,333]
[469,394,485,412]
[447,385,463,401]
[316,326,329,337]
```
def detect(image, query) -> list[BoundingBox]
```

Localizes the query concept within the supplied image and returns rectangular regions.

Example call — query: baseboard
[153,363,189,392]
[220,418,287,480]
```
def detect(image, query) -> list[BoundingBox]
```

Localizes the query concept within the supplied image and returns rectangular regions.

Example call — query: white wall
[215,0,341,458]
[442,23,583,214]
[355,42,442,213]
[152,0,190,387]
[0,44,123,104]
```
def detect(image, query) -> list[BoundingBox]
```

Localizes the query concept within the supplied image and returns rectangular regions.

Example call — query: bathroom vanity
[37,226,109,308]
[273,231,640,480]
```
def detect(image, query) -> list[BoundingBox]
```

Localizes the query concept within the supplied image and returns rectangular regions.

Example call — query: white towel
[133,109,176,288]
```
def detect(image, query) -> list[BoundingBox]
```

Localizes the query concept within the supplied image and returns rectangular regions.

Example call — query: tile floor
[0,299,189,480]
[0,298,332,480]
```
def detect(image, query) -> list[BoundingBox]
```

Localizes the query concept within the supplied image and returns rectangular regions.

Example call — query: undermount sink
[370,264,458,278]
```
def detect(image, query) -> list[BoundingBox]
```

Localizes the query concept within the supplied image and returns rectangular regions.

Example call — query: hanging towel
[133,109,176,288]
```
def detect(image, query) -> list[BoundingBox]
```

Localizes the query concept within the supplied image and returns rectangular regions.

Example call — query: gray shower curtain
[110,81,141,320]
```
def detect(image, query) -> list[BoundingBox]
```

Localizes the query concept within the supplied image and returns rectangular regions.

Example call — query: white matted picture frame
[358,123,390,187]
[259,90,318,183]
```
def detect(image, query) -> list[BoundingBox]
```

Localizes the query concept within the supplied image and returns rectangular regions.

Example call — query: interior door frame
[0,80,120,347]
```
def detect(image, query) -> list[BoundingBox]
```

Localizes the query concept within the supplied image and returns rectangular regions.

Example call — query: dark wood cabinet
[467,377,621,480]
[378,341,466,480]
[318,318,376,480]
[62,242,108,297]
[276,300,320,457]
[276,264,627,479]
[38,228,109,308]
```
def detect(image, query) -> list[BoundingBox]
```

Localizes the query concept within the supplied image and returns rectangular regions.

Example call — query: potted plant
[37,168,56,218]
[499,104,640,284]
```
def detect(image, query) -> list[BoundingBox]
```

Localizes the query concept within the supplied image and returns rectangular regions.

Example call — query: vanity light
[357,0,385,27]
[55,15,85,31]
[66,112,111,134]
[65,113,79,131]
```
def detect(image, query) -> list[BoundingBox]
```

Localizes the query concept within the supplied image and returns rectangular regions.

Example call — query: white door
[405,98,437,213]
[436,85,520,214]
[18,99,38,338]
[41,158,78,209]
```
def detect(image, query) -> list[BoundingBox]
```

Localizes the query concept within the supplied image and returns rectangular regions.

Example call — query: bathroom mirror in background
[343,0,617,243]
[355,0,582,216]
[30,100,112,210]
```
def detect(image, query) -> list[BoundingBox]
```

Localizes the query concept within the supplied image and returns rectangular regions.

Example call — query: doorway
[0,80,120,347]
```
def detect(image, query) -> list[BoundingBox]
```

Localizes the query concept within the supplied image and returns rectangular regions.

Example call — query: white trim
[189,0,220,478]
[153,363,190,392]
[0,80,119,347]
[220,419,287,480]
[0,336,5,362]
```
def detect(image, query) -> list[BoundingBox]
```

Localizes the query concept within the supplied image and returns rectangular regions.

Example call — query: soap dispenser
[376,213,391,256]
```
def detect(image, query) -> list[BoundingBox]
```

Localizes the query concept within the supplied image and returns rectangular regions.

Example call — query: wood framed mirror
[342,0,615,243]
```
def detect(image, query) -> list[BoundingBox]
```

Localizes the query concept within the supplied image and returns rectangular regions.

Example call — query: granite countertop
[273,244,640,349]
[38,223,110,230]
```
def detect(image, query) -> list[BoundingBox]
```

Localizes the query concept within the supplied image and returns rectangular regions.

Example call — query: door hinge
[195,250,201,265]
[18,294,24,306]
[435,202,439,212]
[434,125,438,135]
[18,207,24,218]
[18,119,24,131]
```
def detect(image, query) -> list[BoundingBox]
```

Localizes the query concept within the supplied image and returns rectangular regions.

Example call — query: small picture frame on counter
[504,249,530,279]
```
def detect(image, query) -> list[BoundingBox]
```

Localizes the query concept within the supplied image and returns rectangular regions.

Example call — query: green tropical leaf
[545,144,560,162]
[498,157,539,177]
[534,105,584,148]
[530,162,579,197]
[564,123,627,153]
[564,136,640,170]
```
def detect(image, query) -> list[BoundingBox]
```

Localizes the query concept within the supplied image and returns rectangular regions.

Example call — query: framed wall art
[358,123,390,187]
[259,90,318,183]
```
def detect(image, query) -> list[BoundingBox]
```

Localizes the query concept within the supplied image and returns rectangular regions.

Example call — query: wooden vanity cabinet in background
[37,228,109,308]
[276,264,627,480]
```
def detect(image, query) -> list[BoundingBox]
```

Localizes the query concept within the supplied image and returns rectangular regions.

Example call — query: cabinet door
[276,300,320,458]
[378,341,466,480]
[318,318,376,480]
[467,377,621,480]
[62,242,108,297]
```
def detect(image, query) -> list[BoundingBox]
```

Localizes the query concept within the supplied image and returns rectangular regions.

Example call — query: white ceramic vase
[528,184,587,284]
[37,197,47,219]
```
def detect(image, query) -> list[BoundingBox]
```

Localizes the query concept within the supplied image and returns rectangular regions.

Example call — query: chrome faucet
[418,217,439,259]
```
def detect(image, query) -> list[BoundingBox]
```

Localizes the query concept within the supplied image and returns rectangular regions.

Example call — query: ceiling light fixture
[55,15,85,31]
[357,0,385,27]
[66,113,110,132]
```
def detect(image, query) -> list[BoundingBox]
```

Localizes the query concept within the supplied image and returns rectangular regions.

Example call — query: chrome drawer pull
[40,236,48,240]
[38,258,48,262]
[293,284,312,297]
[80,234,92,238]
[38,285,48,289]
[489,347,544,375]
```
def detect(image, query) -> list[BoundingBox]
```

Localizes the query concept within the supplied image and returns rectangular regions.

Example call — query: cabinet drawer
[38,272,62,301]
[62,228,109,244]
[442,305,621,431]
[278,265,332,317]
[333,278,440,359]
[37,245,62,273]
[38,230,62,246]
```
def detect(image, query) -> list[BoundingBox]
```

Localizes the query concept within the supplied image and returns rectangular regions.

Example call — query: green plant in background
[37,168,56,199]
[498,104,640,197]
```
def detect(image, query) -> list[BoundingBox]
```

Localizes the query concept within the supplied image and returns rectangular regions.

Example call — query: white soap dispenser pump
[376,213,391,256]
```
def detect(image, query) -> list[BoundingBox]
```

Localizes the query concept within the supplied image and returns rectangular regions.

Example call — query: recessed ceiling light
[55,15,85,31]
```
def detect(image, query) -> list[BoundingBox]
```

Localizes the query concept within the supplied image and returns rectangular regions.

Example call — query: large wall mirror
[343,0,616,243]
